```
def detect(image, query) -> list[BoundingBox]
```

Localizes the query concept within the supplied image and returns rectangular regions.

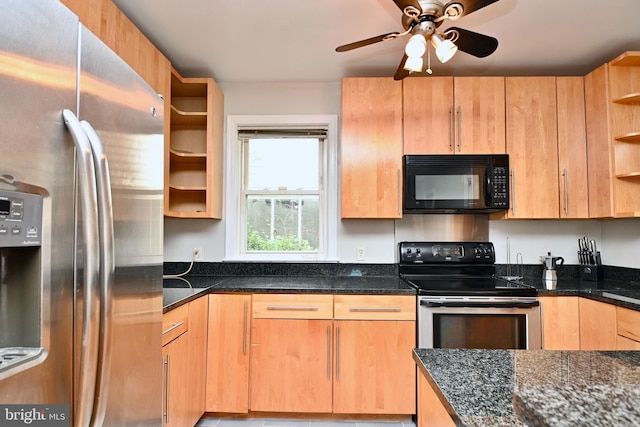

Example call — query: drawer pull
[349,307,402,312]
[266,305,319,311]
[162,321,184,335]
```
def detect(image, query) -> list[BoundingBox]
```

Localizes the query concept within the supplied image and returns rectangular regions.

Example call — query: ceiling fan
[335,0,500,80]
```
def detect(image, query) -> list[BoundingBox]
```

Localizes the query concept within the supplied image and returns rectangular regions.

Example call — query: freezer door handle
[62,109,101,427]
[82,120,115,427]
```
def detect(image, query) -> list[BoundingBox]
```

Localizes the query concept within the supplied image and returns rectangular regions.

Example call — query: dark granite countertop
[512,275,640,311]
[414,348,640,426]
[163,275,416,312]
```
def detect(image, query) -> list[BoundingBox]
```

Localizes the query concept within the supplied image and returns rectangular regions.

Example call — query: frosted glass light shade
[403,56,423,72]
[405,34,427,58]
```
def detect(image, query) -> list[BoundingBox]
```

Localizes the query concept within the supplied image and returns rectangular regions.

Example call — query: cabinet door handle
[563,168,569,215]
[162,321,184,335]
[449,105,455,152]
[243,300,248,354]
[165,355,171,424]
[335,326,340,380]
[457,105,462,152]
[397,169,402,216]
[327,325,332,380]
[266,305,318,311]
[162,357,167,424]
[349,307,402,312]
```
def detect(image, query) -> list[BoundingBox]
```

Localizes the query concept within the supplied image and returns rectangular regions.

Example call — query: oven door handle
[420,300,540,309]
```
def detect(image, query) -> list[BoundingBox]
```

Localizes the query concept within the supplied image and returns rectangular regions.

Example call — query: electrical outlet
[356,247,365,261]
[192,247,203,261]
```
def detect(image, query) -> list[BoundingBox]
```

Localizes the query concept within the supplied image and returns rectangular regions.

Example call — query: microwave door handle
[484,169,492,206]
[420,300,540,309]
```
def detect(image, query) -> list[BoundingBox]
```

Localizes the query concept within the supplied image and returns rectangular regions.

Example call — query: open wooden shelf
[616,171,640,179]
[164,67,224,219]
[170,105,207,126]
[614,132,640,143]
[614,211,640,218]
[610,51,640,67]
[612,93,640,105]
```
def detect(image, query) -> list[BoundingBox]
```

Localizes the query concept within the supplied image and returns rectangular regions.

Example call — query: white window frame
[224,115,338,262]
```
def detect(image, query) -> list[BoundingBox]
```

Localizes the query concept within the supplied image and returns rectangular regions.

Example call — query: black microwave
[403,154,509,213]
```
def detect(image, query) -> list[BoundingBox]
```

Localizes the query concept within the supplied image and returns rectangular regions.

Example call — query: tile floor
[195,417,417,427]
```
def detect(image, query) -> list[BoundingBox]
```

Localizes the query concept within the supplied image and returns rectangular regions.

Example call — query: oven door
[418,296,541,349]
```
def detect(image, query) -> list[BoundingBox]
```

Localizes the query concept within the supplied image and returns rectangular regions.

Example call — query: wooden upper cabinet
[505,77,560,219]
[454,77,506,154]
[341,77,403,219]
[60,0,171,97]
[585,64,615,218]
[403,77,454,154]
[403,77,505,154]
[557,77,589,218]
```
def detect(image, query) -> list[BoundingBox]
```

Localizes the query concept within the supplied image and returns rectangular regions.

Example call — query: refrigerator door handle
[81,120,115,427]
[62,109,100,427]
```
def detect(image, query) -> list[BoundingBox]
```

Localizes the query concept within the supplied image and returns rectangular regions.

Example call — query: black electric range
[398,241,537,297]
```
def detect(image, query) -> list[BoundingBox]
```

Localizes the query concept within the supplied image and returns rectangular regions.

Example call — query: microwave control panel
[491,165,509,207]
[0,190,43,247]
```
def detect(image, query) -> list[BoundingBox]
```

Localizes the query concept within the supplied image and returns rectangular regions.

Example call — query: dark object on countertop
[578,236,603,281]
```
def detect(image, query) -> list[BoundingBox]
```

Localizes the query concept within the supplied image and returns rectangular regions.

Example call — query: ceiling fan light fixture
[431,34,458,63]
[404,34,427,58]
[403,55,423,73]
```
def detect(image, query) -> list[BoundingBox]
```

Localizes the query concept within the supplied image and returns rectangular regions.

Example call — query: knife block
[580,264,603,281]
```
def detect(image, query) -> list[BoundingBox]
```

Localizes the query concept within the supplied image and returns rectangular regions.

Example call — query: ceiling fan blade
[393,0,423,15]
[446,27,498,58]
[393,54,411,80]
[444,0,500,18]
[335,32,400,52]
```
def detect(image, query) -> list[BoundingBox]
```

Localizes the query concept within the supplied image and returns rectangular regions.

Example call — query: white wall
[163,81,640,269]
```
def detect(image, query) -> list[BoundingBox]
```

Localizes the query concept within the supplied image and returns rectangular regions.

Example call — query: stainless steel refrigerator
[0,0,164,426]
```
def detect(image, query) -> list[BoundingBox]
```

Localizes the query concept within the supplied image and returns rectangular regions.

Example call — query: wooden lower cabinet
[205,294,251,413]
[333,320,416,414]
[187,296,209,424]
[250,318,333,413]
[579,298,617,350]
[248,293,416,416]
[162,331,190,427]
[540,296,580,350]
[616,306,640,349]
[417,371,455,427]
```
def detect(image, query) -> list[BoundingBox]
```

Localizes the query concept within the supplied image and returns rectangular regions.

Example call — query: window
[225,115,338,261]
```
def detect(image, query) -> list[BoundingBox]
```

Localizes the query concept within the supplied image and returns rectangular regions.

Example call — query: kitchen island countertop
[414,348,640,426]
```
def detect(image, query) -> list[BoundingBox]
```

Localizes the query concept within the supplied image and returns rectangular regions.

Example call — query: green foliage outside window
[246,227,313,252]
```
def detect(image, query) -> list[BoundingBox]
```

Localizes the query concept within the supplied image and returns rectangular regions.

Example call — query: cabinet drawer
[334,295,416,320]
[252,294,333,319]
[617,306,640,343]
[162,303,189,346]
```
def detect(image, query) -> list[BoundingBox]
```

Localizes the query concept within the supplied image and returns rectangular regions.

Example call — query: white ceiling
[112,0,640,84]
